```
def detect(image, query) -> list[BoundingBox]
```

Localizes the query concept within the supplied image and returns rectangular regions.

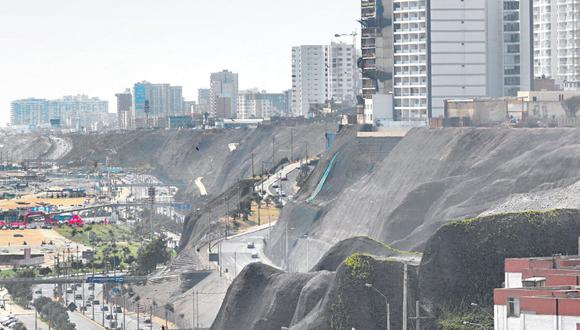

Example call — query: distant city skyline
[0,0,359,125]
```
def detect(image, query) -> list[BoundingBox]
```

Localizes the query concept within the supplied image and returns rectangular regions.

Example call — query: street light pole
[365,283,390,330]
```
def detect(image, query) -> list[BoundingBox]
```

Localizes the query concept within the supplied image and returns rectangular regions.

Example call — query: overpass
[50,201,181,215]
[0,275,149,285]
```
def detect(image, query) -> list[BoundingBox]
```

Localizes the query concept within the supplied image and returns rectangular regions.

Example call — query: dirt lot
[0,229,88,267]
[0,196,91,210]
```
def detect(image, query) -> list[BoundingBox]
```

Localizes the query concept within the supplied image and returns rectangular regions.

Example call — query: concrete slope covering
[419,209,580,311]
[61,123,328,203]
[211,237,420,330]
[269,128,580,272]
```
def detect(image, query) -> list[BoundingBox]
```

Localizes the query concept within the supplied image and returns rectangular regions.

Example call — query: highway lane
[218,227,273,280]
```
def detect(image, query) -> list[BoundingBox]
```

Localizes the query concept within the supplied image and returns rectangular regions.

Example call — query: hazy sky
[0,0,359,124]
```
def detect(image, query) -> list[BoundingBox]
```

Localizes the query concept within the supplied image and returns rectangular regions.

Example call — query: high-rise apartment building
[292,45,328,117]
[291,43,357,117]
[238,90,288,119]
[393,0,428,121]
[196,88,211,115]
[11,95,109,129]
[115,89,132,130]
[210,70,239,118]
[133,82,184,119]
[533,0,580,90]
[10,99,49,127]
[361,0,533,122]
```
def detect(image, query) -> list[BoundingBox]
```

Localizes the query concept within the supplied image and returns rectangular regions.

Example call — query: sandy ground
[0,196,91,210]
[0,229,89,267]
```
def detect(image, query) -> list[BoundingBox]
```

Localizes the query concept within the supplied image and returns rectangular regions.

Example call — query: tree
[135,236,171,275]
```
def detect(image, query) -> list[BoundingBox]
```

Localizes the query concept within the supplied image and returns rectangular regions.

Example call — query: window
[507,298,520,317]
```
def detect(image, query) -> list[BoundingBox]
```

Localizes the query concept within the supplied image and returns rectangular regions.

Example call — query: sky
[0,0,360,125]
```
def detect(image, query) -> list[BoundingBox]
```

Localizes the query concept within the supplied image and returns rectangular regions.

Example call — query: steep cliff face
[211,237,420,330]
[268,128,580,272]
[419,209,580,311]
[61,122,329,203]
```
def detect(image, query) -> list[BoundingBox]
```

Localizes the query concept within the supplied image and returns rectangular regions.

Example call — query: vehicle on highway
[2,318,17,327]
[0,316,15,324]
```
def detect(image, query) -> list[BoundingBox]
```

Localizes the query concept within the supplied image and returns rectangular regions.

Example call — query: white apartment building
[393,0,429,121]
[328,42,357,105]
[429,0,532,117]
[292,45,328,117]
[291,43,357,117]
[362,0,533,122]
[533,0,580,90]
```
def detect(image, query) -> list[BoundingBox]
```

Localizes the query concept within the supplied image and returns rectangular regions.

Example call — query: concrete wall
[505,272,523,289]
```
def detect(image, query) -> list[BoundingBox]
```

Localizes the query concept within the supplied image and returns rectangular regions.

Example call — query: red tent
[68,215,84,226]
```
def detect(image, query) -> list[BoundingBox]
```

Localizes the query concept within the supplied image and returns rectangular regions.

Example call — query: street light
[470,302,494,319]
[463,321,485,328]
[365,283,390,330]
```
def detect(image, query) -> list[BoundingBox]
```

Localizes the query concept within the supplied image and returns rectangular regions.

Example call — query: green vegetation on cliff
[420,209,580,317]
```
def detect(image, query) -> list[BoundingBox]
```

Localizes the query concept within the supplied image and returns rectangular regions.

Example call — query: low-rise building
[444,91,580,127]
[494,255,580,330]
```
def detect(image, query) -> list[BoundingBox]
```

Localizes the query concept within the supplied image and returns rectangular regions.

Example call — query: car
[88,294,94,300]
[34,289,42,294]
[114,306,122,313]
[66,288,73,294]
[88,284,95,290]
[247,242,255,249]
[26,224,37,229]
[281,176,288,181]
[85,301,92,307]
[3,319,17,327]
[13,234,23,238]
[105,314,114,320]
[144,319,151,324]
[101,305,108,312]
[75,294,82,300]
[0,316,15,324]
[251,252,259,259]
[272,184,279,189]
[93,300,100,305]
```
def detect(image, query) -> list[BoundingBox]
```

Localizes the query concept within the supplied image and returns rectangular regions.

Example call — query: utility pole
[272,136,276,167]
[409,300,431,330]
[251,153,255,178]
[285,221,289,272]
[123,295,126,330]
[403,263,408,330]
[192,291,195,330]
[290,128,294,162]
[196,291,200,329]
